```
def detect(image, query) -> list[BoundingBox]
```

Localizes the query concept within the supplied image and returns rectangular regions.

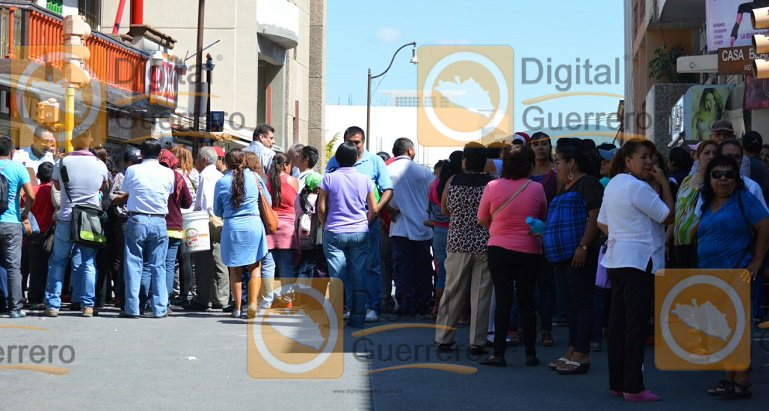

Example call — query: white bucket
[182,211,211,253]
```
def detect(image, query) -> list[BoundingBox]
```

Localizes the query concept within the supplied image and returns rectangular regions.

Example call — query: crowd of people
[1,118,767,402]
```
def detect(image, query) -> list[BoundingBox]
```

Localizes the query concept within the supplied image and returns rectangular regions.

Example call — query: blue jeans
[124,215,168,316]
[272,249,295,278]
[0,223,23,312]
[44,222,99,310]
[432,226,448,289]
[323,230,369,326]
[366,219,382,312]
[241,252,275,308]
[140,237,181,309]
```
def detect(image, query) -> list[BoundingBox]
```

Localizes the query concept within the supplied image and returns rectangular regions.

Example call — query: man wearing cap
[690,119,751,177]
[743,131,769,205]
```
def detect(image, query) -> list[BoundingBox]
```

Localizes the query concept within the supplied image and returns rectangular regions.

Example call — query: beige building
[101,0,327,158]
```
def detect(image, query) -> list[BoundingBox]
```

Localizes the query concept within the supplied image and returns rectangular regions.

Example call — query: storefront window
[78,0,100,29]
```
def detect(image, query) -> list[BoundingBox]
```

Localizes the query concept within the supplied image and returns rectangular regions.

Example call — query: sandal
[548,357,569,371]
[707,380,732,396]
[557,360,591,375]
[723,382,752,399]
[436,341,455,352]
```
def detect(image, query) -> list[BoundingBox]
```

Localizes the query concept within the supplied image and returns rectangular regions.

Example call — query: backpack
[0,161,11,215]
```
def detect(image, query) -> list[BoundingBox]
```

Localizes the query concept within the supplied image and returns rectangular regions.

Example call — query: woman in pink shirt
[477,145,547,367]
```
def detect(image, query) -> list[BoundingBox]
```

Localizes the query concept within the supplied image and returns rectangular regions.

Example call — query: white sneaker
[343,309,350,320]
[365,309,379,323]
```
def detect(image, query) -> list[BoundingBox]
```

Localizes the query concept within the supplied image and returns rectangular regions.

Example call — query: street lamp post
[366,42,418,152]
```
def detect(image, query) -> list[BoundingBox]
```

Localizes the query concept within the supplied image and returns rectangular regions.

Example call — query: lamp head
[410,47,418,65]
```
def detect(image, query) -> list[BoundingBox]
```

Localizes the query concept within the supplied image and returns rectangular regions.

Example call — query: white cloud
[376,27,401,43]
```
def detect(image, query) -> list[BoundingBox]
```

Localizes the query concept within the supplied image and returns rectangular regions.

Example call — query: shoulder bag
[258,182,278,234]
[60,157,108,249]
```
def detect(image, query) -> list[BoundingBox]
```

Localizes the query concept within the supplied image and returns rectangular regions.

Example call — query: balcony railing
[2,2,147,95]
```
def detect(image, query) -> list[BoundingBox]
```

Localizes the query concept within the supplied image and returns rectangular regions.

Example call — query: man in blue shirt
[0,137,35,318]
[243,124,275,175]
[326,126,392,321]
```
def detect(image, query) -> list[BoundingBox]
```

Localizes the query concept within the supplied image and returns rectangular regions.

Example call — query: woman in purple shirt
[318,142,377,327]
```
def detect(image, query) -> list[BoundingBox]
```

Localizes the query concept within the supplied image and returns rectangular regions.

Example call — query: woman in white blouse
[597,139,674,402]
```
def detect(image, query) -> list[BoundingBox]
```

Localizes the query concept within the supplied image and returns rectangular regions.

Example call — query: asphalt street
[2,308,768,410]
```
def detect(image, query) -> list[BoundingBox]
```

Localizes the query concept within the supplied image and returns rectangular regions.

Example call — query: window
[395,96,418,107]
[79,0,101,29]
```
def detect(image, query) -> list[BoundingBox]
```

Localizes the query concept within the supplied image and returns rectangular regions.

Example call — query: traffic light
[37,98,60,124]
[62,15,92,88]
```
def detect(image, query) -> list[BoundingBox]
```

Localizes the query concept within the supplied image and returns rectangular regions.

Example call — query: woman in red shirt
[267,153,300,292]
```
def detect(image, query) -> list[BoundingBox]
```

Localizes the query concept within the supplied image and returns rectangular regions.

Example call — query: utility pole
[192,0,205,156]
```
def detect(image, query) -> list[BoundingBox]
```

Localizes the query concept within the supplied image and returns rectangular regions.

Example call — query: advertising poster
[745,74,769,110]
[684,85,732,141]
[707,0,769,51]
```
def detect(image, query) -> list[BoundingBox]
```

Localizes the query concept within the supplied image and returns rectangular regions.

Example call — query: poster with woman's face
[684,85,731,141]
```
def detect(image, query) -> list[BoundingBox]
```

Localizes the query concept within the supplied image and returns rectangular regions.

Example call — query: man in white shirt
[243,124,275,175]
[117,138,174,318]
[185,146,229,311]
[13,126,56,179]
[386,137,435,317]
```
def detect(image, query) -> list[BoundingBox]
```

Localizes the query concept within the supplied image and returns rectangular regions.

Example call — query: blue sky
[327,0,626,137]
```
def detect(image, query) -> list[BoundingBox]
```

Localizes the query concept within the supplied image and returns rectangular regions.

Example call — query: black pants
[607,266,653,393]
[27,231,53,304]
[554,259,596,354]
[391,236,433,315]
[111,218,127,309]
[536,258,555,333]
[487,246,540,357]
[673,244,697,269]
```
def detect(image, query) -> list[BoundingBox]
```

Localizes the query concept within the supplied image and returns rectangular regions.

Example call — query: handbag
[595,236,611,288]
[60,157,108,249]
[258,182,278,234]
[491,180,531,219]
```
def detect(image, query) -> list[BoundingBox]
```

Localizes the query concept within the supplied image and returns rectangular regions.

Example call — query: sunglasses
[710,170,737,180]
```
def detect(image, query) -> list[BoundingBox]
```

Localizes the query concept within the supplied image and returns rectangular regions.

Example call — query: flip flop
[557,360,591,375]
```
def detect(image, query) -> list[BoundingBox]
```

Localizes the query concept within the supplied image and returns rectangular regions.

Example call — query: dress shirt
[243,141,275,175]
[123,159,175,215]
[194,164,224,215]
[387,156,435,241]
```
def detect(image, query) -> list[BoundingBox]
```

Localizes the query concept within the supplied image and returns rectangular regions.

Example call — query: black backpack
[0,161,11,215]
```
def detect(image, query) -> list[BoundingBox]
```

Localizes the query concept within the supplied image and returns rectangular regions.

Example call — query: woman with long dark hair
[697,154,769,399]
[214,149,268,318]
[544,138,603,374]
[597,139,673,401]
[266,153,300,286]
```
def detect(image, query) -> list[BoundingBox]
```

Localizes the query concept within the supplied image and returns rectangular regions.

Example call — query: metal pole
[366,68,371,152]
[192,0,205,157]
[65,87,75,153]
[205,63,212,134]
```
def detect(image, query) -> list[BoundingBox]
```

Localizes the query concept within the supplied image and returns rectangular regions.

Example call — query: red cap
[213,146,225,157]
[512,132,530,145]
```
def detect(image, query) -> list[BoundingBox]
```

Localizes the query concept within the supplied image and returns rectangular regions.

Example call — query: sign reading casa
[717,46,769,74]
